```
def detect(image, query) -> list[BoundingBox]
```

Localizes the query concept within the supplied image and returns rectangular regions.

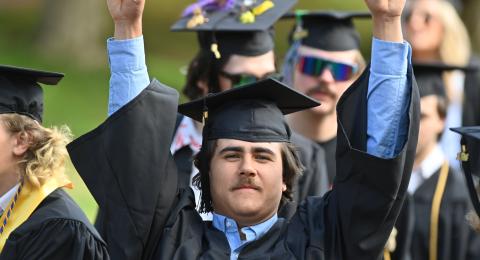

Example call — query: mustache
[305,84,335,98]
[231,178,261,191]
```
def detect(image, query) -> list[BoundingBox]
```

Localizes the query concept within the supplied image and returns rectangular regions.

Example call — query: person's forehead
[215,139,282,151]
[297,45,358,63]
[222,51,276,74]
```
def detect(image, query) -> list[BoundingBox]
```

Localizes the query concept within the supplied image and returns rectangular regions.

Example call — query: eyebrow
[218,146,276,155]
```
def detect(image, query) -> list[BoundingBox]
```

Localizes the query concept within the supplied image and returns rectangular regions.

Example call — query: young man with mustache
[67,0,420,259]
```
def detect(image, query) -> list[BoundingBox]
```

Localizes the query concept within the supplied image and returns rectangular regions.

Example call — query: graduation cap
[451,126,480,217]
[283,10,371,51]
[171,0,297,58]
[178,78,319,142]
[0,65,64,123]
[413,62,476,98]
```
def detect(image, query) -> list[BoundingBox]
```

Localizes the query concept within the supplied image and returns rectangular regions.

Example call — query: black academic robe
[67,66,420,260]
[392,167,480,260]
[172,116,329,203]
[0,189,109,260]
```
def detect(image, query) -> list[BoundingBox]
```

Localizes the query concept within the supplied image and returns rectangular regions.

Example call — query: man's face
[218,50,276,91]
[209,139,285,226]
[416,96,445,157]
[293,45,359,116]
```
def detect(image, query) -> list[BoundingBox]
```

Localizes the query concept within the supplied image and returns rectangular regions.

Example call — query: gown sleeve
[1,218,109,260]
[288,64,420,259]
[67,80,180,260]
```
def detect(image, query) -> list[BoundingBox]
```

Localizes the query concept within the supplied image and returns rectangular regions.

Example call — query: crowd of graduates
[1,0,480,259]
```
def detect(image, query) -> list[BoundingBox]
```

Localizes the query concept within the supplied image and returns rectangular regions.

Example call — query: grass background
[0,0,372,221]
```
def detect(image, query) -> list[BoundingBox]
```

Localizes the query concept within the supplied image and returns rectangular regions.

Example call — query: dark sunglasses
[297,55,359,81]
[219,71,282,88]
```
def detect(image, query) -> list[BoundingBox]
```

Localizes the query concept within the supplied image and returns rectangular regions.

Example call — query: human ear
[282,183,287,192]
[12,132,30,157]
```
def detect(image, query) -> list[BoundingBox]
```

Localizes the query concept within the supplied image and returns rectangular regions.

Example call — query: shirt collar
[417,145,445,180]
[170,116,202,154]
[212,212,278,250]
[0,183,20,213]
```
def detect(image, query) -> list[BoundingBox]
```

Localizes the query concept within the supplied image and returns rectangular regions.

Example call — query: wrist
[114,20,143,40]
[372,15,403,43]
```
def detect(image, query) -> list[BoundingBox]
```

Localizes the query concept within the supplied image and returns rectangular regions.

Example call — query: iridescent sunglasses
[297,55,359,81]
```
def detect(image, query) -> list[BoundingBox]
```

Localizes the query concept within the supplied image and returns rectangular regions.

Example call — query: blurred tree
[34,0,107,67]
[461,0,480,53]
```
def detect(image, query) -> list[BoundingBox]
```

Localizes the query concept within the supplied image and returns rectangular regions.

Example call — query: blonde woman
[404,0,480,172]
[0,65,108,259]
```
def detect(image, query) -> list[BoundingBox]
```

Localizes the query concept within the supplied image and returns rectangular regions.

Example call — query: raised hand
[364,0,406,42]
[107,0,145,39]
[364,0,406,19]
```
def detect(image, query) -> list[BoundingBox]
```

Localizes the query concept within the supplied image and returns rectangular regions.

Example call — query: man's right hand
[107,0,145,40]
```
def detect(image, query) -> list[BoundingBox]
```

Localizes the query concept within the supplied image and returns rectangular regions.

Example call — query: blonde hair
[1,113,72,187]
[435,0,471,66]
[466,183,480,233]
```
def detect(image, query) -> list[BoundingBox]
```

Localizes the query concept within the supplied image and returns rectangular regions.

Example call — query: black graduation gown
[0,189,109,260]
[67,66,420,260]
[392,167,480,260]
[172,116,329,203]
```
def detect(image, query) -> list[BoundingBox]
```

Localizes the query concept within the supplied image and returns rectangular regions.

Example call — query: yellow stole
[0,176,72,251]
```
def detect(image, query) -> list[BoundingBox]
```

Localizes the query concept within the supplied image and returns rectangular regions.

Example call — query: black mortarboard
[283,10,371,51]
[171,0,296,58]
[178,78,319,142]
[451,126,480,217]
[0,65,64,122]
[413,62,476,98]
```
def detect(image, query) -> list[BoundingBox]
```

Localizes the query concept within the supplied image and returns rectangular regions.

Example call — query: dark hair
[182,50,231,101]
[436,95,448,140]
[193,140,304,213]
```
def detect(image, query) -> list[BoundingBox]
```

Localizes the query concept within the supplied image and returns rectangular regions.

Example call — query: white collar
[170,116,202,155]
[0,183,20,213]
[409,145,445,193]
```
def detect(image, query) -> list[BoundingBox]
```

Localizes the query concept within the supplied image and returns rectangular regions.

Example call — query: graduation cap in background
[451,126,480,217]
[171,0,297,59]
[0,65,64,123]
[413,62,477,98]
[283,10,371,51]
[178,78,319,143]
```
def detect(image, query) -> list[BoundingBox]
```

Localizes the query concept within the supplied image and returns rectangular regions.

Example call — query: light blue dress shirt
[106,36,412,259]
[212,212,278,260]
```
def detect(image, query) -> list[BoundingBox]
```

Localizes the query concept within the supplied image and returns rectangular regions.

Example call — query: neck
[0,171,20,198]
[413,142,437,170]
[288,110,337,143]
[412,49,441,62]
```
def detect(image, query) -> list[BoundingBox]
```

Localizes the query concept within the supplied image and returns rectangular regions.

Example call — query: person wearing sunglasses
[283,10,409,184]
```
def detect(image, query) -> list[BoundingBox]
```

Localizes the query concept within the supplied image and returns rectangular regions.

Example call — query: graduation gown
[392,166,480,260]
[0,189,109,260]
[67,66,420,260]
[172,116,330,202]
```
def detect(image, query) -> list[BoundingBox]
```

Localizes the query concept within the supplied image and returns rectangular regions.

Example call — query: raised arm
[365,0,412,159]
[320,0,420,258]
[107,0,150,115]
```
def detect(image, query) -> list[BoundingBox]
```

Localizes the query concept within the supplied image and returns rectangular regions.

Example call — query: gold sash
[0,176,72,251]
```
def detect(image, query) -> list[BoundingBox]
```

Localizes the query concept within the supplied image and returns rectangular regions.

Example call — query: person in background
[404,0,480,171]
[170,0,330,209]
[0,65,108,259]
[387,63,480,260]
[281,11,370,185]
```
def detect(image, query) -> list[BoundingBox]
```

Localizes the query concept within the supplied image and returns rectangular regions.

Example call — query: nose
[239,157,257,177]
[318,67,335,83]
